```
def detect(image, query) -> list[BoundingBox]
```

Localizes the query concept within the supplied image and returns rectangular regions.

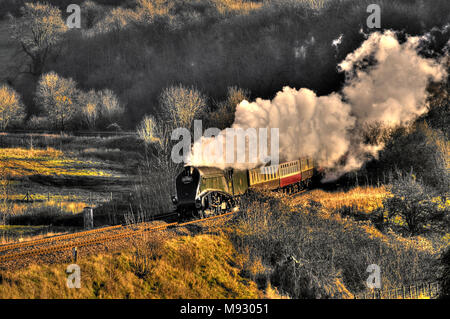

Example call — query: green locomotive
[172,158,315,219]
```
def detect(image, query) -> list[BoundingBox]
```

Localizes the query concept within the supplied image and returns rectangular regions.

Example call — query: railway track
[0,188,308,265]
[0,211,178,254]
[0,211,234,264]
[0,224,123,253]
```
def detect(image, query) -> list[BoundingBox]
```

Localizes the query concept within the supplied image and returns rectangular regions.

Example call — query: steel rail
[0,187,309,263]
[0,213,236,263]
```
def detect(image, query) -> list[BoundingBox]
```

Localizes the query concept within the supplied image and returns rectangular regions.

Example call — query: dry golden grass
[294,186,389,213]
[0,231,71,245]
[5,200,88,216]
[0,233,262,299]
[0,148,117,178]
[213,0,263,15]
[292,187,445,254]
[0,225,69,245]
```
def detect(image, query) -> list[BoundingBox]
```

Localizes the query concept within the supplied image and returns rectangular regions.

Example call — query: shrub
[97,89,125,128]
[383,172,445,235]
[78,89,100,130]
[422,74,450,138]
[25,115,51,130]
[137,114,160,145]
[376,123,449,194]
[230,190,438,297]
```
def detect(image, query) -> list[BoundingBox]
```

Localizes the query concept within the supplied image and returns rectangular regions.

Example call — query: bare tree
[0,84,25,131]
[35,72,78,131]
[10,2,68,76]
[137,114,160,145]
[159,84,207,130]
[384,172,444,235]
[79,90,100,130]
[98,89,124,127]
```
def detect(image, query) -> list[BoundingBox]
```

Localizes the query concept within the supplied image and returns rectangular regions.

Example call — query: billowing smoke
[187,30,446,177]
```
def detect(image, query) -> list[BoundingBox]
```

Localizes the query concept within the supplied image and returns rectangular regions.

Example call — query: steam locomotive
[172,158,316,219]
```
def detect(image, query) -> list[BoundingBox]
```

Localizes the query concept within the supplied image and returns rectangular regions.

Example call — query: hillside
[0,188,447,298]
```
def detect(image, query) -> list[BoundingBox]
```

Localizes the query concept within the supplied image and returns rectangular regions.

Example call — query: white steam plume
[187,31,446,176]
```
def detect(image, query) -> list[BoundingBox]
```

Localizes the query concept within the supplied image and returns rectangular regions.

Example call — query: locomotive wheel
[192,209,204,219]
[200,192,234,216]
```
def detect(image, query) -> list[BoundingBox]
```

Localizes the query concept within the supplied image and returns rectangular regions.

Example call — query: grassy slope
[0,233,262,298]
[0,187,447,298]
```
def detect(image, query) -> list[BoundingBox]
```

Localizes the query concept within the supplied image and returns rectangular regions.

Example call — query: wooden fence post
[83,207,94,229]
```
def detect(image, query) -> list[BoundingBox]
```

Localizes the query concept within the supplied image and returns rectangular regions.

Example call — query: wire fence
[355,282,441,299]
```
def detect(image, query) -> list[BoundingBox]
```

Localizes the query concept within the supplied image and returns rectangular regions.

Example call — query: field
[0,134,141,237]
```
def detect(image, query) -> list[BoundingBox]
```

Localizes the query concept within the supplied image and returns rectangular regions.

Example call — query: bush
[229,190,438,297]
[8,208,83,227]
[376,123,449,194]
[383,172,446,235]
[78,89,100,130]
